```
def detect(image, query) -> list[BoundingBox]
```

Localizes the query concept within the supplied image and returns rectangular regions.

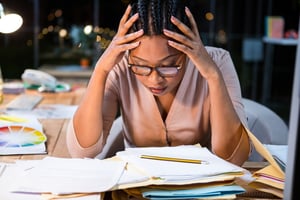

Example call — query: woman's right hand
[95,5,144,74]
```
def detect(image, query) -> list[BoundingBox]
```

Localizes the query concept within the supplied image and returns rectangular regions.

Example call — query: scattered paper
[11,157,127,195]
[5,104,78,119]
[0,161,102,200]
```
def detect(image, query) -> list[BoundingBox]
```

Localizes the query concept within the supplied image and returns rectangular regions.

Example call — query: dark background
[0,0,299,123]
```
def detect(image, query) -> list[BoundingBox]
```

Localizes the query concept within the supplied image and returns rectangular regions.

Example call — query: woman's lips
[149,86,167,95]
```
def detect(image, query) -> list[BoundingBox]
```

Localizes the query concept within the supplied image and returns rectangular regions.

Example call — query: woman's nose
[148,69,164,82]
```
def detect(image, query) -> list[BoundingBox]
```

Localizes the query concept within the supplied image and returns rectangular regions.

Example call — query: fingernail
[163,29,170,33]
[171,16,179,23]
[168,40,175,45]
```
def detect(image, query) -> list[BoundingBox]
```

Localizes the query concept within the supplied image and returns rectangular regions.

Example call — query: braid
[137,0,149,33]
[129,0,191,35]
[165,0,176,31]
[150,0,162,34]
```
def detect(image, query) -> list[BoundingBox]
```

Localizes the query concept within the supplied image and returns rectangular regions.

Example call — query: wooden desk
[0,88,282,199]
[0,86,86,163]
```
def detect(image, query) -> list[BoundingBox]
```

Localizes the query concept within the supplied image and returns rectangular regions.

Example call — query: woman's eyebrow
[131,53,181,62]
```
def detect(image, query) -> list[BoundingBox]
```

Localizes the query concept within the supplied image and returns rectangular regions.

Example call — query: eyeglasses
[128,55,184,77]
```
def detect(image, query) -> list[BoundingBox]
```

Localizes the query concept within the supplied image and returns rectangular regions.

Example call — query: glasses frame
[127,54,185,77]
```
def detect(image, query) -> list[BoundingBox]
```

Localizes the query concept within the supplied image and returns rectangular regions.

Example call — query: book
[0,115,47,155]
[265,16,285,38]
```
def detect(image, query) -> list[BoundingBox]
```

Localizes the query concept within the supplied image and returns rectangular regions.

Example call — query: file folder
[244,127,285,198]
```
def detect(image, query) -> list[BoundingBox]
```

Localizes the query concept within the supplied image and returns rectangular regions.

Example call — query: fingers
[113,4,144,51]
[163,29,193,50]
[98,4,143,70]
[170,16,195,40]
[115,29,144,45]
[163,6,203,54]
[118,5,140,36]
[118,5,132,29]
[184,7,200,37]
[167,7,199,40]
[167,40,191,54]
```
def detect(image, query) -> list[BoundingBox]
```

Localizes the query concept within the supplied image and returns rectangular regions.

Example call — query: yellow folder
[244,127,285,198]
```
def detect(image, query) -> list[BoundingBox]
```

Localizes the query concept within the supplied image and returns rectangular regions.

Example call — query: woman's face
[129,36,186,96]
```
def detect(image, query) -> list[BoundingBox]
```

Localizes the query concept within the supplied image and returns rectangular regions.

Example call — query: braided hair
[129,0,190,35]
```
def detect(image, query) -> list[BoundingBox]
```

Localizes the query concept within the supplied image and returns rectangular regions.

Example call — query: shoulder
[204,46,234,70]
[205,46,231,60]
[205,46,231,61]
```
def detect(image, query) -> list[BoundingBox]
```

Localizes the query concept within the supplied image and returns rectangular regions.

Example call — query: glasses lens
[130,65,151,75]
[156,66,179,76]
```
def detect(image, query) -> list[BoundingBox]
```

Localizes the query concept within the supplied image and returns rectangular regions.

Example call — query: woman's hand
[163,7,218,81]
[95,5,144,73]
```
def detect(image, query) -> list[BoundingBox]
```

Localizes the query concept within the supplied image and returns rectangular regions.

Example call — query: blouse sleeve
[208,47,248,127]
[66,118,104,158]
[66,66,121,158]
[208,47,251,164]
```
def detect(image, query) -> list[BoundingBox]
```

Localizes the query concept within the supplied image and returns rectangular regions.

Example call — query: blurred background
[0,0,299,123]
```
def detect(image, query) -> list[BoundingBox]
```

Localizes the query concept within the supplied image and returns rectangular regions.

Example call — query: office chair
[96,116,125,159]
[242,98,289,161]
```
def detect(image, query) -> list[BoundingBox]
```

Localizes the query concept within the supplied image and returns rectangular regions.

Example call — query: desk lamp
[0,3,23,34]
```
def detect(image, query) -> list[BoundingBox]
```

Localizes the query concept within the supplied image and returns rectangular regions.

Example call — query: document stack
[1,145,249,200]
[246,128,286,198]
[113,145,248,199]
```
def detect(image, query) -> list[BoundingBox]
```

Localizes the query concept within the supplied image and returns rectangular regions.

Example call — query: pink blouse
[67,46,249,161]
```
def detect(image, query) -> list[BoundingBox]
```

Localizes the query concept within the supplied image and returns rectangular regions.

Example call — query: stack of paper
[114,145,248,199]
[0,115,47,155]
[1,145,249,199]
[249,165,284,198]
[246,128,286,198]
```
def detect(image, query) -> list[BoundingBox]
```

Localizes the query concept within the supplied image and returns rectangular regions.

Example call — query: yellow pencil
[140,154,203,164]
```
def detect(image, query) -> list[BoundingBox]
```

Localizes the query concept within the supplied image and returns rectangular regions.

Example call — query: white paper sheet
[116,145,244,183]
[11,157,127,195]
[264,144,287,165]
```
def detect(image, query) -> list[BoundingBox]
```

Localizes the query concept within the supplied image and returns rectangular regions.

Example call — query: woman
[67,0,250,166]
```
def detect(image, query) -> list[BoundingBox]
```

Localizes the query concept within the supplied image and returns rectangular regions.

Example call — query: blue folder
[142,184,245,200]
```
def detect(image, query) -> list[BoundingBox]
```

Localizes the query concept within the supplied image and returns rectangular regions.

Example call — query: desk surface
[0,87,281,199]
[0,86,86,163]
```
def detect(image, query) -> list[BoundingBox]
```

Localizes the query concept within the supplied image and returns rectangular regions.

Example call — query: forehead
[130,36,180,61]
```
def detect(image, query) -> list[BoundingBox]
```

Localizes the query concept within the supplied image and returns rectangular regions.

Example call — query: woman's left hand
[163,7,218,81]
